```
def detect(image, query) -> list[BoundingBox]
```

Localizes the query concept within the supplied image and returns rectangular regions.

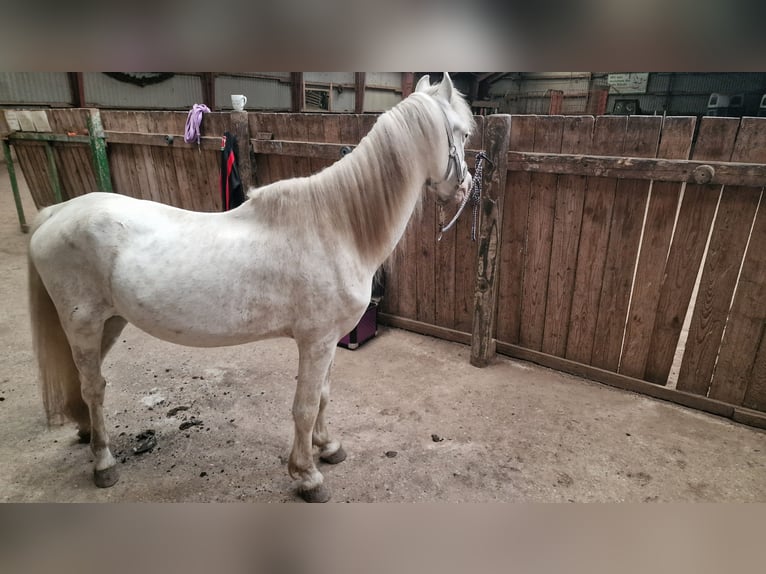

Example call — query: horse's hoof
[320,446,347,465]
[299,484,331,503]
[77,430,91,444]
[93,466,119,488]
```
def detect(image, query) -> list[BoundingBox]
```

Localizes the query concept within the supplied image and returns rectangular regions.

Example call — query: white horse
[28,73,475,502]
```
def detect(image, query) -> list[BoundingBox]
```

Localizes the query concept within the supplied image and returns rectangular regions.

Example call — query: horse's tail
[28,210,87,426]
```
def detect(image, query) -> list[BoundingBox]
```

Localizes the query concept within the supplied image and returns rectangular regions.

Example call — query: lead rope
[184,103,211,149]
[438,151,491,241]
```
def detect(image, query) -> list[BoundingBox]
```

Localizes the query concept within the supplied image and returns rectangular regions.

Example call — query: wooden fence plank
[620,117,696,379]
[708,199,766,404]
[743,331,766,411]
[519,116,564,350]
[251,113,276,185]
[452,116,485,333]
[643,117,740,384]
[416,185,437,325]
[565,115,628,364]
[137,113,174,207]
[495,115,537,344]
[273,114,295,181]
[706,117,766,404]
[101,112,144,201]
[434,213,457,328]
[676,116,766,395]
[592,116,662,371]
[676,188,761,395]
[47,109,95,199]
[542,116,593,356]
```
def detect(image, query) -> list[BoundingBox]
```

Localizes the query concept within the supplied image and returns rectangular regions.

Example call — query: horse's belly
[112,278,295,347]
[120,301,292,347]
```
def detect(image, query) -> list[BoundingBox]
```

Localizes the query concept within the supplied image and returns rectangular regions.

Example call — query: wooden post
[87,109,113,193]
[2,140,28,232]
[231,111,254,190]
[201,73,216,110]
[471,115,512,367]
[68,72,85,107]
[291,73,304,112]
[355,72,366,113]
[401,73,414,98]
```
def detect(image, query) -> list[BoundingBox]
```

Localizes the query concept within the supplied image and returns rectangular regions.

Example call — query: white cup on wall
[231,94,247,111]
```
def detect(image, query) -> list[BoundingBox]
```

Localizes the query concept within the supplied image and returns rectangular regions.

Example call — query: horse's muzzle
[454,172,472,204]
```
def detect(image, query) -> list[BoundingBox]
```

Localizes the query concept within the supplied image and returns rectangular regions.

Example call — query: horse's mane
[245,86,475,266]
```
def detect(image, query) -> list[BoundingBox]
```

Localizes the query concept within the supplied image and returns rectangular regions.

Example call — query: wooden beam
[7,132,90,144]
[378,313,471,345]
[506,151,766,187]
[379,312,766,430]
[355,72,366,114]
[291,72,304,112]
[201,73,216,110]
[104,130,221,150]
[253,139,352,160]
[68,72,85,107]
[252,139,483,162]
[495,341,746,420]
[471,115,512,367]
[401,73,414,98]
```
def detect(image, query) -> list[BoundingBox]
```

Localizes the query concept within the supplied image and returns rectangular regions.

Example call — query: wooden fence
[3,108,766,428]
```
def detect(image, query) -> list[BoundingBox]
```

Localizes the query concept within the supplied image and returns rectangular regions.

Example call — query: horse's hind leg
[313,366,346,465]
[68,323,119,488]
[76,316,127,445]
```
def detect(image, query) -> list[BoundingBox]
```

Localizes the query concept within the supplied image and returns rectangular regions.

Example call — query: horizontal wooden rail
[378,312,766,430]
[253,139,484,162]
[495,342,766,429]
[506,151,766,187]
[104,131,222,150]
[378,313,471,346]
[5,132,90,144]
[252,139,353,160]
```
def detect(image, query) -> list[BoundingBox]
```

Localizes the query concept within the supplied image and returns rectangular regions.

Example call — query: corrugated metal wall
[83,73,203,109]
[609,72,766,116]
[1,72,404,113]
[486,73,766,117]
[364,89,401,112]
[0,72,72,106]
[215,74,291,110]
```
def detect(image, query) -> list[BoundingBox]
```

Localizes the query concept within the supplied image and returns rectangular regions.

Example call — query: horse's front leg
[290,339,337,502]
[313,366,346,465]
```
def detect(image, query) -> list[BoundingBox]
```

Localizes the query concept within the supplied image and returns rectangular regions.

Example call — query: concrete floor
[1,159,764,502]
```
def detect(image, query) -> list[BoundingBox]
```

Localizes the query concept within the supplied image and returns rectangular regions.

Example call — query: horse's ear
[437,72,454,101]
[415,75,431,92]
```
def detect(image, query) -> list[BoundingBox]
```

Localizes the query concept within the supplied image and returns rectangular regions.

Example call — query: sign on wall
[607,73,649,94]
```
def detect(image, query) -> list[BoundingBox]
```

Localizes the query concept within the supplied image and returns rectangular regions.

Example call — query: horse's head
[417,73,475,206]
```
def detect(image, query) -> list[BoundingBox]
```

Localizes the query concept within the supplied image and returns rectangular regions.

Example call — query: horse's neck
[312,104,434,271]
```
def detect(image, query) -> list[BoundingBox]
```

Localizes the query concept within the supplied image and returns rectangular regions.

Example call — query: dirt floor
[1,158,764,503]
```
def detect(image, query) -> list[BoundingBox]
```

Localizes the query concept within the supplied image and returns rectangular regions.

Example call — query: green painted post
[2,140,29,233]
[87,108,113,193]
[44,141,64,204]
